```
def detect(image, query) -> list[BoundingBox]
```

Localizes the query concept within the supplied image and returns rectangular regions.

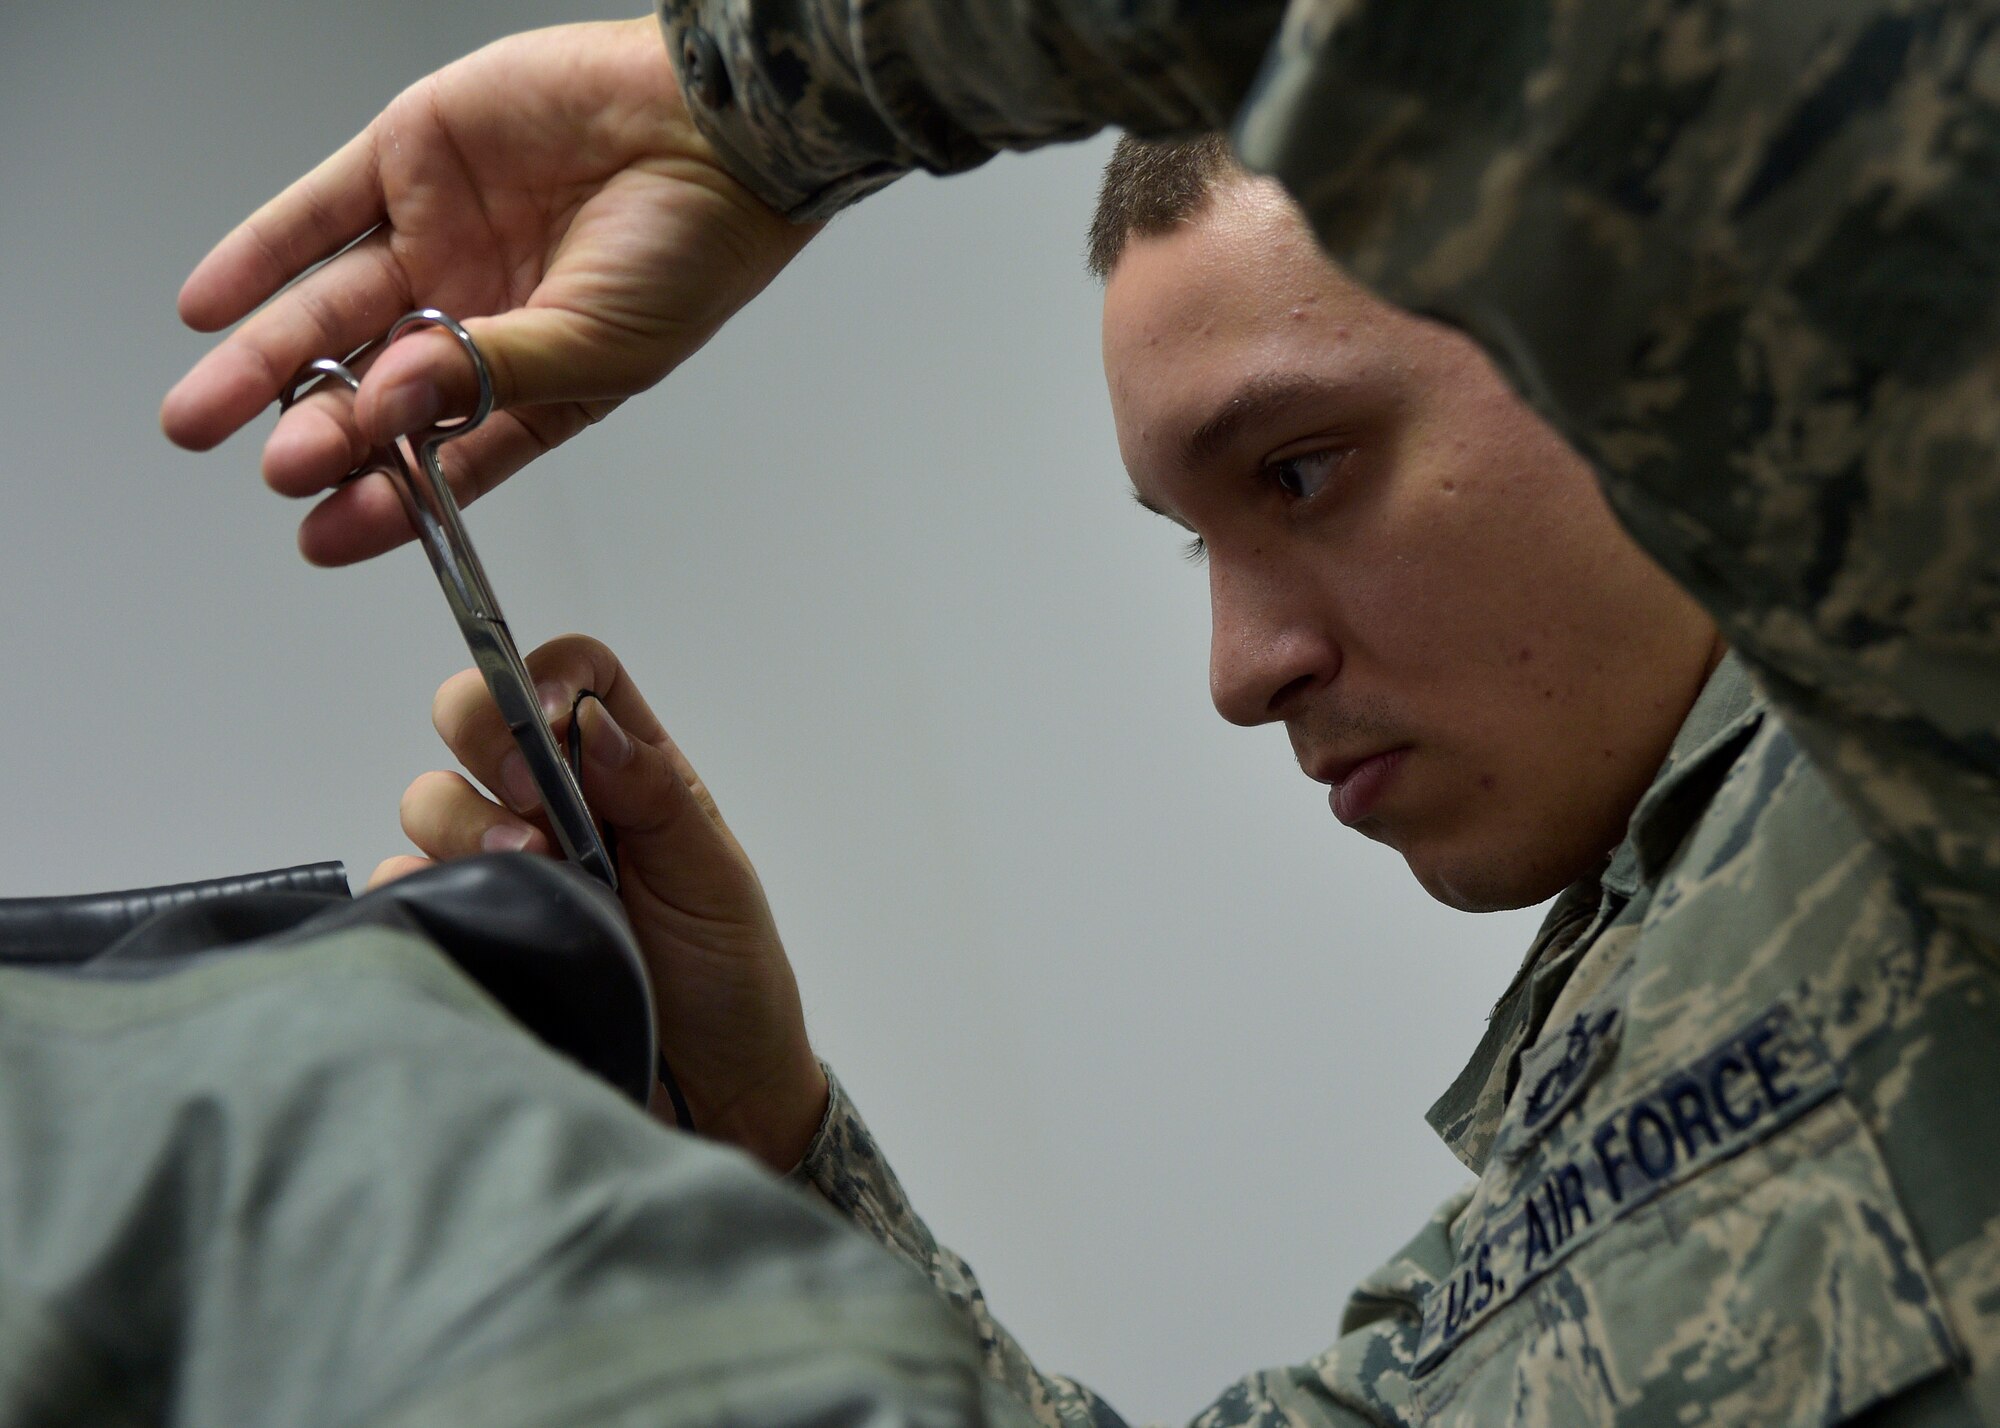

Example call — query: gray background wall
[1,3,1546,1418]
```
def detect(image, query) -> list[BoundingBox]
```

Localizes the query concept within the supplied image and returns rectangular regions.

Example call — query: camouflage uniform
[656,0,2000,1422]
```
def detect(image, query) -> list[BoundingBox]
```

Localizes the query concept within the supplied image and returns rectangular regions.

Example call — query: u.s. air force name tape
[1413,1000,1838,1375]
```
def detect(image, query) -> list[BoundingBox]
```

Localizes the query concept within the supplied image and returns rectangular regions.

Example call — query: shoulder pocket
[1412,1007,1960,1425]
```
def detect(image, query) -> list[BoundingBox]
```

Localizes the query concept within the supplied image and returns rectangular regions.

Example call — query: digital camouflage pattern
[801,656,2000,1424]
[657,0,2000,1422]
[653,0,1285,220]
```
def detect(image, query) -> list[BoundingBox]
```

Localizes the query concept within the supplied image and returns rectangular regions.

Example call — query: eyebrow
[1180,372,1339,470]
[1130,370,1351,529]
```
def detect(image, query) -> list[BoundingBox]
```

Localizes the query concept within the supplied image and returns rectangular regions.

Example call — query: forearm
[654,0,1285,220]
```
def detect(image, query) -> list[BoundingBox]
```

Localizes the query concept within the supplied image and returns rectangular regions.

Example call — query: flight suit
[0,866,1018,1428]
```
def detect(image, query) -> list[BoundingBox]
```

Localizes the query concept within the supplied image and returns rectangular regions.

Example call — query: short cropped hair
[1085,133,1243,282]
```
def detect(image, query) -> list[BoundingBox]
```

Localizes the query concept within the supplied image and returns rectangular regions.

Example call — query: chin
[1405,844,1581,914]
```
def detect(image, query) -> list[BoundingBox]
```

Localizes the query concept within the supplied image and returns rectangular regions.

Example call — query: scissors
[282,310,619,892]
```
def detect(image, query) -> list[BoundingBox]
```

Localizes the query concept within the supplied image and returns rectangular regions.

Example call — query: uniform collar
[1423,653,1765,1172]
[1603,652,1764,897]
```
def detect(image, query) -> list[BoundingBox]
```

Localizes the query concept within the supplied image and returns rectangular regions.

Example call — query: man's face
[1102,180,1721,912]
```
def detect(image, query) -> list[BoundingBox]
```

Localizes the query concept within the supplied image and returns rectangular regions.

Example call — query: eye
[1181,534,1208,565]
[1269,448,1347,500]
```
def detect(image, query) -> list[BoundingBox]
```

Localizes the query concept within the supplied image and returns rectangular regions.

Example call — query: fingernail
[581,698,633,770]
[482,823,534,853]
[498,750,541,813]
[376,378,440,437]
[536,680,570,723]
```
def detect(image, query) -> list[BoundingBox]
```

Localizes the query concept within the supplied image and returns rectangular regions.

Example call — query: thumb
[570,696,758,919]
[354,309,672,443]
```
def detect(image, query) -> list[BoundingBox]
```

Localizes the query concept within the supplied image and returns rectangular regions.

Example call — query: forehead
[1100,184,1407,462]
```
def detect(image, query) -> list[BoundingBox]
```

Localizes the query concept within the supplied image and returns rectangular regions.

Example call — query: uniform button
[680,27,732,109]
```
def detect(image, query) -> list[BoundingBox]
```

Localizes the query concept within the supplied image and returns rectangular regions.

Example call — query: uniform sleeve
[1226,3,2000,951]
[652,0,1284,219]
[795,1069,1438,1428]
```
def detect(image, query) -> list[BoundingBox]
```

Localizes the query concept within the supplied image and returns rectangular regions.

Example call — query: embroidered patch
[1512,1005,1621,1145]
[1413,1001,1838,1377]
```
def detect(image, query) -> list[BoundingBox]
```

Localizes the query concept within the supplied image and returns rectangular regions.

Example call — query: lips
[1319,747,1411,826]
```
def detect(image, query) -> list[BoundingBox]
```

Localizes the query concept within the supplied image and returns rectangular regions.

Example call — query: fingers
[567,693,769,926]
[354,308,653,445]
[399,769,551,862]
[433,635,670,769]
[295,472,419,566]
[163,228,413,453]
[351,327,481,443]
[429,636,747,888]
[177,124,385,333]
[368,854,435,890]
[430,638,635,810]
[263,385,369,499]
[282,399,610,566]
[430,665,570,811]
[570,693,708,841]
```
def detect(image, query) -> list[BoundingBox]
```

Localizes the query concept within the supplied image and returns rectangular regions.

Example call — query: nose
[1207,557,1340,727]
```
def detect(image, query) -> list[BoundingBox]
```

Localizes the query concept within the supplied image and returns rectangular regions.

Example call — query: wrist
[734,1061,831,1175]
[653,1055,829,1175]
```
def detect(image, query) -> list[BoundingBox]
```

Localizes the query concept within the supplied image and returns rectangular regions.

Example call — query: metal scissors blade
[282,310,618,891]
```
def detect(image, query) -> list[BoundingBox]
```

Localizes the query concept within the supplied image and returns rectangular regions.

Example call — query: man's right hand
[161,18,817,568]
[375,634,830,1174]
